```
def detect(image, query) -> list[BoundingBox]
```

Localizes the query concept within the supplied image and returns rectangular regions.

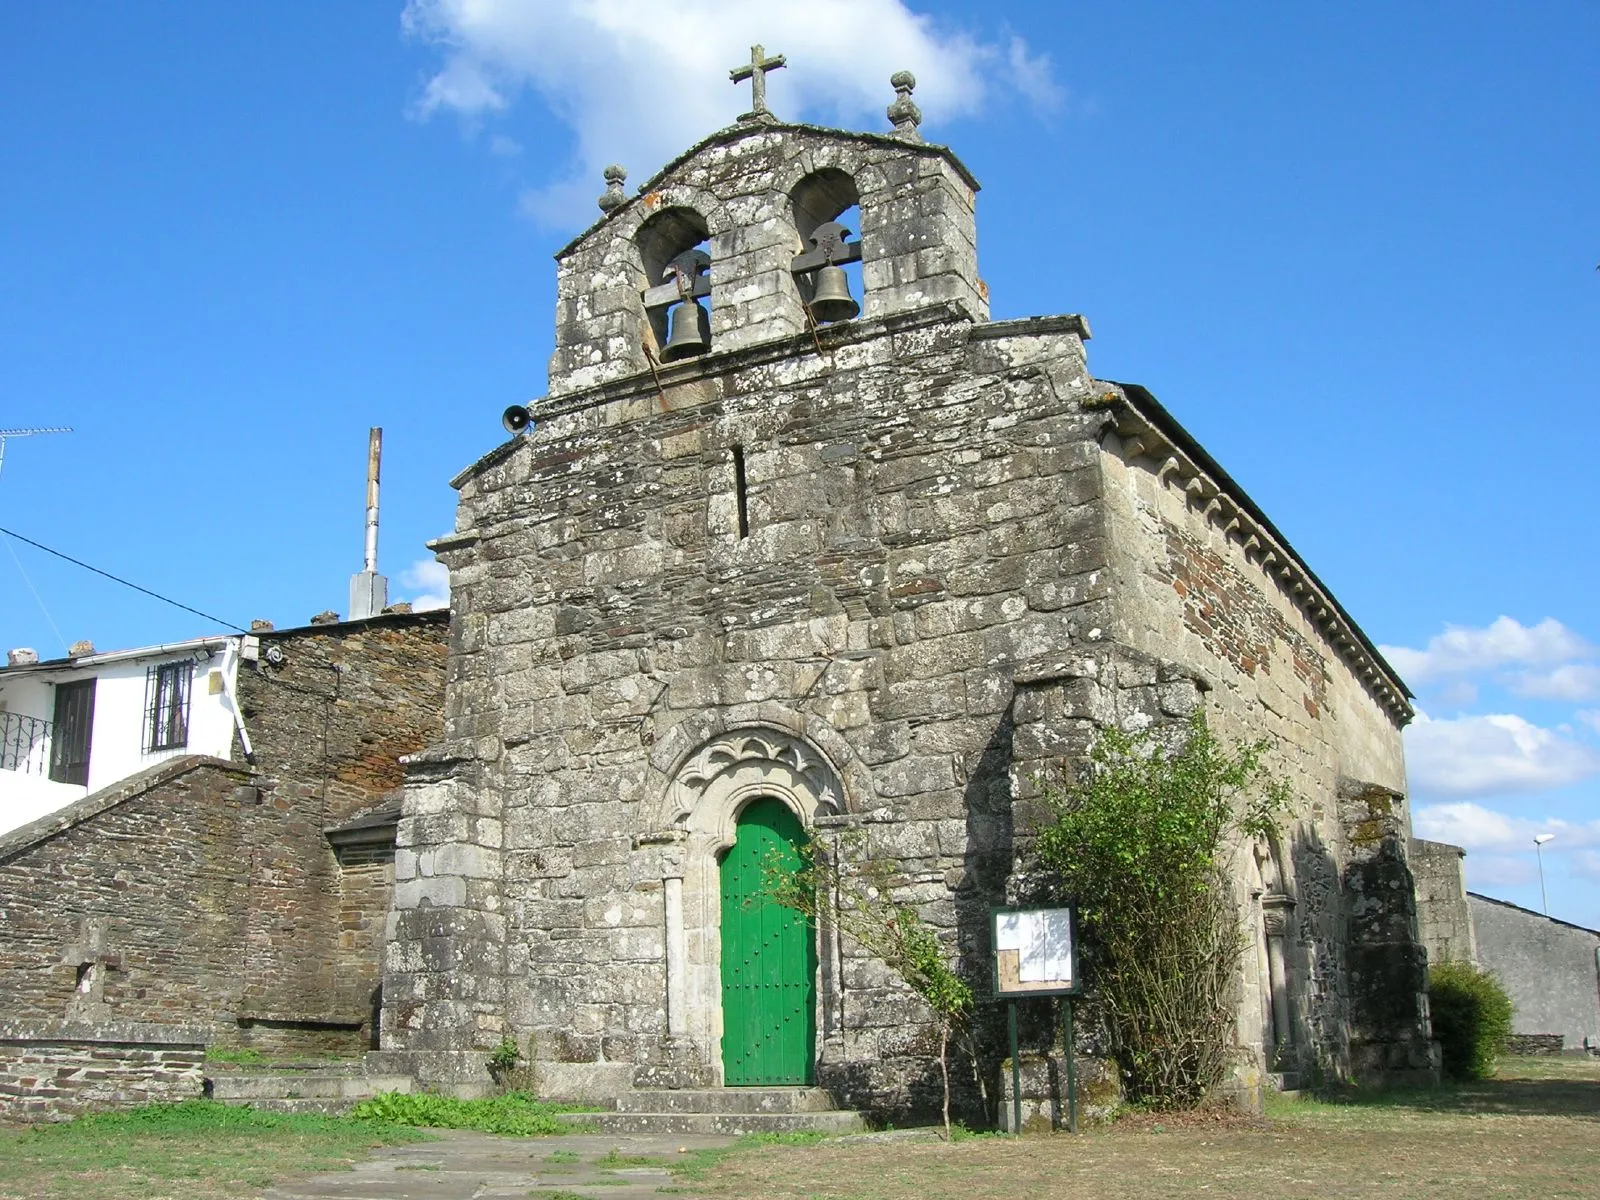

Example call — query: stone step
[614,1087,839,1115]
[207,1072,413,1102]
[557,1109,866,1137]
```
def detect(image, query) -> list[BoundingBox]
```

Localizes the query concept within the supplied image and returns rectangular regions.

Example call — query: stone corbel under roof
[1088,382,1415,726]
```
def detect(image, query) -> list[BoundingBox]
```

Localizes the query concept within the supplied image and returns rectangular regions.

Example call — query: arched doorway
[719,797,816,1085]
[648,725,847,1084]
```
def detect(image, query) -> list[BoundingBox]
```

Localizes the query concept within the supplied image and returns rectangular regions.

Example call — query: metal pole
[1063,997,1077,1133]
[1537,843,1549,915]
[363,427,382,574]
[1008,1000,1021,1137]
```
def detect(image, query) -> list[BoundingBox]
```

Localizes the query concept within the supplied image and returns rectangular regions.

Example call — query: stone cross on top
[730,44,785,122]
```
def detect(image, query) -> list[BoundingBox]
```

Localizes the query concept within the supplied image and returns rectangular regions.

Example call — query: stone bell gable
[382,66,1435,1116]
[547,115,986,396]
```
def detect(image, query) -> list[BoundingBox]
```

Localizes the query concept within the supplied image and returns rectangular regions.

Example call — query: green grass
[596,1147,672,1169]
[0,1099,430,1200]
[349,1089,598,1136]
[543,1148,581,1163]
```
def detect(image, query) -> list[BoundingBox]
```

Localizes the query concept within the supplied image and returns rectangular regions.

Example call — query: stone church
[378,60,1436,1117]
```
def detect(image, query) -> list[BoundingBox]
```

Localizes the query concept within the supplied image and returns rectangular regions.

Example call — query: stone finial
[597,164,628,213]
[68,639,95,657]
[249,619,275,632]
[887,70,922,140]
[7,647,38,667]
[309,610,340,625]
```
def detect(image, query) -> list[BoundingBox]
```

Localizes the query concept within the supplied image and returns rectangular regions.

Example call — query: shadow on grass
[1313,1058,1600,1120]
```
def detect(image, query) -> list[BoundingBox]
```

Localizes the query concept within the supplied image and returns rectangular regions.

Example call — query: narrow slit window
[732,446,750,539]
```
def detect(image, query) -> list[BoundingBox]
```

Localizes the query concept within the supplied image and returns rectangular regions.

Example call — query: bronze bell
[661,297,710,362]
[809,264,859,323]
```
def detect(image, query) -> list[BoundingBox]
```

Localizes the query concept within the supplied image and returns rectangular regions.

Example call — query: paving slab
[258,1128,738,1200]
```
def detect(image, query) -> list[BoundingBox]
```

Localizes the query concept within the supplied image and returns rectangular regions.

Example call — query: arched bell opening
[638,206,713,361]
[789,169,863,325]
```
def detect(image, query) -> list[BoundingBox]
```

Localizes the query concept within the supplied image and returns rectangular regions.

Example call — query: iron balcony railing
[0,711,52,775]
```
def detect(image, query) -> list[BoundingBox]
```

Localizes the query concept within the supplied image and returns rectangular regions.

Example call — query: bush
[1428,960,1513,1080]
[348,1090,592,1136]
[1034,714,1288,1108]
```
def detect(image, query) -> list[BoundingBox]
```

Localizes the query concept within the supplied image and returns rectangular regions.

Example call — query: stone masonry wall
[1411,839,1476,966]
[232,613,447,1042]
[0,615,446,1069]
[0,1020,205,1122]
[388,308,1106,1116]
[0,758,256,1030]
[1097,419,1431,1084]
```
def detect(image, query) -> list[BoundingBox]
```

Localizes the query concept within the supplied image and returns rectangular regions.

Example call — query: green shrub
[1428,960,1513,1080]
[1034,714,1288,1108]
[348,1090,591,1136]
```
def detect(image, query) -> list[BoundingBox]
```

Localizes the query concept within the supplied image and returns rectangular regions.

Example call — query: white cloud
[1580,711,1600,735]
[1404,711,1600,796]
[1005,35,1064,113]
[1509,662,1600,702]
[400,558,450,611]
[1380,616,1592,686]
[1464,854,1537,888]
[1413,800,1600,854]
[402,0,1060,225]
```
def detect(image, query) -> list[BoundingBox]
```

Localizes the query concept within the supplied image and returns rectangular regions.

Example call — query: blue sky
[2,3,1596,923]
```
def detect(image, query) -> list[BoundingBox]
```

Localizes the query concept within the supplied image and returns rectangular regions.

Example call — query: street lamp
[1534,834,1555,916]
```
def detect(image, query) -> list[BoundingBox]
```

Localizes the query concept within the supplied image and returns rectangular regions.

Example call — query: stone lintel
[969,314,1092,342]
[0,1019,211,1047]
[425,529,480,554]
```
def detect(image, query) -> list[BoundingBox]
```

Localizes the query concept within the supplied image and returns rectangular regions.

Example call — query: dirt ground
[693,1056,1600,1199]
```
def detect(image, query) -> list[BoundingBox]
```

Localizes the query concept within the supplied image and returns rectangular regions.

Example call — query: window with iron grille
[145,661,193,752]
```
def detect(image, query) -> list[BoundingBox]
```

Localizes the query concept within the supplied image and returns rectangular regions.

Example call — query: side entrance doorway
[719,796,816,1085]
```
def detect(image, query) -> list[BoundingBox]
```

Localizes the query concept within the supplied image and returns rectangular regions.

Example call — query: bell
[808,264,859,323]
[661,297,710,362]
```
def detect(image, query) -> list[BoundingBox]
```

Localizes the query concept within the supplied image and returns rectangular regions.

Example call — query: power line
[0,524,246,633]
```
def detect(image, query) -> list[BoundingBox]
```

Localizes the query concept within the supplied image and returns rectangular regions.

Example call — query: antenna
[0,426,73,483]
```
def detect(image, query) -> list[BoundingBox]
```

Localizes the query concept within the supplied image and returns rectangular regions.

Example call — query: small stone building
[378,73,1436,1117]
[0,611,447,1057]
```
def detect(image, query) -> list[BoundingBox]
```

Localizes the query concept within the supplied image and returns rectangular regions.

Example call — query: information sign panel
[992,906,1079,997]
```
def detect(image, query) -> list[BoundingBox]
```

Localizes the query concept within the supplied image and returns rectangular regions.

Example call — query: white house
[0,636,247,835]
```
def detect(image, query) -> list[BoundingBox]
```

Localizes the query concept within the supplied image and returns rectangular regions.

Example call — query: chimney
[7,648,39,667]
[348,426,389,621]
[68,640,95,657]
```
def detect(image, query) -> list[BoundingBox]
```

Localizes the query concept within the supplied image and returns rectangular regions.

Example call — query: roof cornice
[1089,382,1415,725]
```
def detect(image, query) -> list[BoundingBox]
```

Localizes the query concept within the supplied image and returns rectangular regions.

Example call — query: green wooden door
[720,797,816,1086]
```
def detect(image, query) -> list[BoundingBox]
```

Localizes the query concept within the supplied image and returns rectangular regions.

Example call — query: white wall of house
[0,638,242,835]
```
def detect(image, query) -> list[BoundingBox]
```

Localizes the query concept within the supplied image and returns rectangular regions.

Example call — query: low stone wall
[1505,1033,1565,1056]
[0,1020,207,1122]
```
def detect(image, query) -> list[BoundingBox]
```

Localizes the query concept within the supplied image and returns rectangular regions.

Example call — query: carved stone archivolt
[666,729,842,831]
